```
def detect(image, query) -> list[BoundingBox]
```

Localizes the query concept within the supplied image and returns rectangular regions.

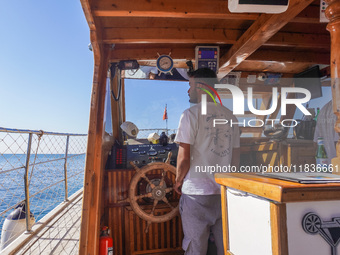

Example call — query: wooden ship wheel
[127,153,179,233]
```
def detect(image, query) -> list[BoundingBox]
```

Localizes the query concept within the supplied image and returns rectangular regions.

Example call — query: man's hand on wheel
[174,180,183,195]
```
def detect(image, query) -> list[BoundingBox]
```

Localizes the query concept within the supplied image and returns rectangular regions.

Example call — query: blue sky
[0,1,190,135]
[0,1,94,134]
[124,79,189,130]
[0,1,330,136]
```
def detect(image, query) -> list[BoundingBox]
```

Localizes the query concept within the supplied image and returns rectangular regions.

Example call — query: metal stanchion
[64,135,70,201]
[24,133,33,232]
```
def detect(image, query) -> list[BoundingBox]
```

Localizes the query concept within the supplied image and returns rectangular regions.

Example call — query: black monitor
[294,66,322,99]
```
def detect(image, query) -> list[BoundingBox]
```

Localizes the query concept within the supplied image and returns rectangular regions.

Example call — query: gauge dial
[159,57,171,69]
[156,55,174,74]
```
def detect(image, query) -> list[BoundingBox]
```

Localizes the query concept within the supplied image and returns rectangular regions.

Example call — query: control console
[106,142,178,170]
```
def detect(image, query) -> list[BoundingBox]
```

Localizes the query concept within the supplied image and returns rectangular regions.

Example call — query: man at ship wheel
[174,68,240,255]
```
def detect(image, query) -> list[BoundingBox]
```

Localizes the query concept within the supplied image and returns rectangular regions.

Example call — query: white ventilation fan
[228,0,289,14]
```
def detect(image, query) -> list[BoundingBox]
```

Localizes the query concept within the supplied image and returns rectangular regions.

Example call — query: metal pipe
[0,127,87,137]
[0,153,85,175]
[64,135,70,201]
[24,133,33,232]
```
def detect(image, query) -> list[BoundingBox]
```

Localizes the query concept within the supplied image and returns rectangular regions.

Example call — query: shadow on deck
[2,189,83,255]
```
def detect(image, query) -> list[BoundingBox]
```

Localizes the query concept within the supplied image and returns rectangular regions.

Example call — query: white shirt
[313,100,339,164]
[175,102,240,195]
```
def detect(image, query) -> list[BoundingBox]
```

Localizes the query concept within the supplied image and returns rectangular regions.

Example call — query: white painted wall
[227,189,272,255]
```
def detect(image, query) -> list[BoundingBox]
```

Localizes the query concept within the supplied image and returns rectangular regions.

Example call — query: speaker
[228,0,289,13]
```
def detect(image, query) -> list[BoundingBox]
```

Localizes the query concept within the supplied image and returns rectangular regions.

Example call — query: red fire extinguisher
[99,226,114,255]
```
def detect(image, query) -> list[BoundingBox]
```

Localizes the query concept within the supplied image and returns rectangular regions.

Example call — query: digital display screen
[200,50,215,59]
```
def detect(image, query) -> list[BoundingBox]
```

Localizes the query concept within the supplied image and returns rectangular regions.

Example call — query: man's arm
[174,142,190,194]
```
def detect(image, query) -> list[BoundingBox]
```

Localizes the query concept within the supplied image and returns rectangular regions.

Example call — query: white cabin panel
[227,189,272,255]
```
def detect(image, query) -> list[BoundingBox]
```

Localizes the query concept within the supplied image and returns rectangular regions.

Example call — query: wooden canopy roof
[81,0,330,78]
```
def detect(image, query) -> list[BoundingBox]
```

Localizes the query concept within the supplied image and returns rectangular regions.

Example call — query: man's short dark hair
[188,68,219,88]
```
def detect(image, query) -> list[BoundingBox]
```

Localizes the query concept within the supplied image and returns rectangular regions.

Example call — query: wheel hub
[152,186,166,200]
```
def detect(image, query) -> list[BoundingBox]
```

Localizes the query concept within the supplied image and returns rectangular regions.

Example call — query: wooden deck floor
[17,194,82,255]
[3,190,83,255]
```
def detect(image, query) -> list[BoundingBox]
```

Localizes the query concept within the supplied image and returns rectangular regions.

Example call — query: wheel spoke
[165,187,173,194]
[150,199,159,215]
[135,192,153,200]
[159,170,166,187]
[141,174,156,189]
[162,197,174,210]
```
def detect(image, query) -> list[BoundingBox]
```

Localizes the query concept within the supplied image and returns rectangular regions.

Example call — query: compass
[156,54,174,75]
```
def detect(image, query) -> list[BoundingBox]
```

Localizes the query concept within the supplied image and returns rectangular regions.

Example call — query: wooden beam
[218,0,316,77]
[235,61,313,74]
[94,0,259,20]
[110,48,330,66]
[138,60,189,69]
[79,45,110,255]
[110,47,195,62]
[266,32,329,48]
[81,0,96,30]
[79,1,108,255]
[220,186,229,255]
[270,203,289,255]
[103,27,240,44]
[247,50,330,65]
[103,27,329,48]
[94,0,320,23]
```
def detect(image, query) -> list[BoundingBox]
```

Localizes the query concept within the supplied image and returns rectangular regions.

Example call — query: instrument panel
[106,142,178,169]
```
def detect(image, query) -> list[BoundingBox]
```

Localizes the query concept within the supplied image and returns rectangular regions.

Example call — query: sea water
[0,154,85,240]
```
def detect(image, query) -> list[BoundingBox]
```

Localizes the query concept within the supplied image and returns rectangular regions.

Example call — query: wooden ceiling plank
[291,5,320,23]
[218,0,316,77]
[103,27,241,44]
[100,17,252,30]
[94,0,259,20]
[266,32,330,48]
[109,47,329,66]
[103,27,329,48]
[247,50,330,64]
[94,0,319,23]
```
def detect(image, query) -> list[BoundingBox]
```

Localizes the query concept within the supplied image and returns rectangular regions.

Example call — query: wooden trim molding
[221,185,229,255]
[215,173,340,203]
[270,203,288,255]
[79,44,110,255]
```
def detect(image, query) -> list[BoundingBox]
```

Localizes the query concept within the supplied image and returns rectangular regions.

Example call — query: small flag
[163,105,168,120]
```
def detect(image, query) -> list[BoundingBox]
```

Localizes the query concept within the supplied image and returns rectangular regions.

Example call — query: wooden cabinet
[242,139,316,168]
[215,173,340,255]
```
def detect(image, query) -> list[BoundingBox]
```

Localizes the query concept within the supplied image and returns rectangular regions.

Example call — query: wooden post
[326,0,340,171]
